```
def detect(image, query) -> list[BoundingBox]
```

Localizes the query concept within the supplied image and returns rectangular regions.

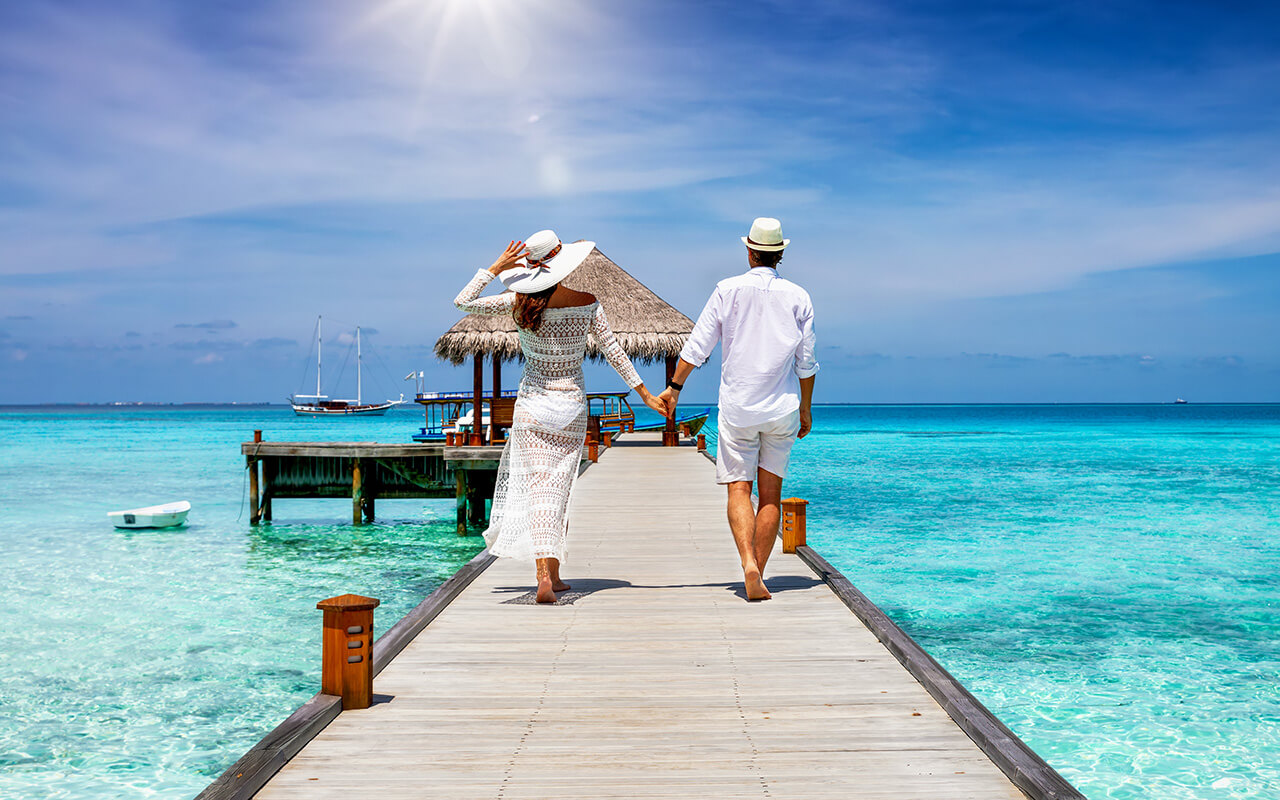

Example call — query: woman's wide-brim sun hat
[499,230,595,293]
[741,217,789,252]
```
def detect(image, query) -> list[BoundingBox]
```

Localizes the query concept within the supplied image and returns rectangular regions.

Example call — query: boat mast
[356,326,363,406]
[317,315,323,399]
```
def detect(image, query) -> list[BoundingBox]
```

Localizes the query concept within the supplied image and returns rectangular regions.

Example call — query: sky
[1,0,1279,404]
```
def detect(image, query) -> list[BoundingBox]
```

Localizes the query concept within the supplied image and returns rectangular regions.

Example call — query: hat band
[747,236,783,248]
[527,242,562,267]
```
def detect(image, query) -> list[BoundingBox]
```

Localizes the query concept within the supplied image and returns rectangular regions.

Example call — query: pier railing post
[317,594,379,710]
[697,433,706,452]
[781,497,808,553]
[351,459,364,526]
[586,415,601,462]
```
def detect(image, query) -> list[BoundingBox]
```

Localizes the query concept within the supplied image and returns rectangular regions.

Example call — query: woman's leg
[535,558,556,603]
[548,556,570,592]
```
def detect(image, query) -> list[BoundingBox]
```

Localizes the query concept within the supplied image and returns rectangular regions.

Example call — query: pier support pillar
[490,356,502,444]
[455,469,468,535]
[317,594,379,710]
[261,456,273,522]
[471,355,485,447]
[697,433,706,452]
[247,457,260,526]
[663,356,679,446]
[352,459,364,526]
[781,497,808,553]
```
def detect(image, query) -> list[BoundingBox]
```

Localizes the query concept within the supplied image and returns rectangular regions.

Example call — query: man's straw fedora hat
[500,230,595,294]
[741,217,789,252]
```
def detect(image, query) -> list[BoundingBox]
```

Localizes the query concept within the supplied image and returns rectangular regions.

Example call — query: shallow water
[728,404,1280,800]
[2,404,1277,798]
[0,406,483,797]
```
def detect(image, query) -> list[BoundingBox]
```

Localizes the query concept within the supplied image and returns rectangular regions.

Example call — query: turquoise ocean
[2,404,1277,798]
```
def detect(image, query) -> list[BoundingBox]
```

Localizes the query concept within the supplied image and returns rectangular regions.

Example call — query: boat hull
[632,410,710,436]
[292,402,395,416]
[109,501,191,529]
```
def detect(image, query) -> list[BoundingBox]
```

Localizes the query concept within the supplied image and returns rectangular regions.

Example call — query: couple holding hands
[453,217,818,603]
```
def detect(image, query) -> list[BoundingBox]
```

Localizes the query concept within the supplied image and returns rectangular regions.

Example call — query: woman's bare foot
[744,567,772,601]
[546,558,569,593]
[536,576,557,604]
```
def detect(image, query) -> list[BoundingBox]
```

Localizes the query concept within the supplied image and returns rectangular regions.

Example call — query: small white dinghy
[108,500,191,529]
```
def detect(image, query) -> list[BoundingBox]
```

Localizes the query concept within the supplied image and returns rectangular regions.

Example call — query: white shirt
[679,267,818,428]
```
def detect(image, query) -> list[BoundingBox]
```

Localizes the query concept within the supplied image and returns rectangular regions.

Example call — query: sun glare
[358,0,552,80]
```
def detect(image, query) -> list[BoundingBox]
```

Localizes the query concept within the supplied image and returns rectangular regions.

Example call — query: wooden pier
[241,435,509,532]
[210,433,1082,800]
[242,422,630,532]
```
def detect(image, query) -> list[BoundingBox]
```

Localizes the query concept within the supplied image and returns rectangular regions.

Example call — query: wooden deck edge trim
[699,449,716,464]
[796,546,1086,800]
[240,443,444,457]
[196,547,498,799]
[194,692,341,800]
[372,548,497,676]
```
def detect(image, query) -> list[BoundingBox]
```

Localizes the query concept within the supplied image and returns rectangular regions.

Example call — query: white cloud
[193,352,223,365]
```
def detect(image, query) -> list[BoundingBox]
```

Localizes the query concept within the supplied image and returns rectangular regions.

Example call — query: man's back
[681,266,818,428]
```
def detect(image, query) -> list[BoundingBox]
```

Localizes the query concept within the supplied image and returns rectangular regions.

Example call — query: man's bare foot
[552,580,571,592]
[536,577,557,604]
[744,568,772,601]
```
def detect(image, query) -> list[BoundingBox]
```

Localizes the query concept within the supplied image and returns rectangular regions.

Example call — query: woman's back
[518,301,601,393]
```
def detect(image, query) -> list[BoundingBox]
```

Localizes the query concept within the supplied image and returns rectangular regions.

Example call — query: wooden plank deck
[254,433,1034,799]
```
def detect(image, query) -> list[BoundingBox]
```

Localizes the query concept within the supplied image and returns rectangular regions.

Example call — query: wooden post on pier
[781,497,808,553]
[587,415,601,462]
[697,433,706,452]
[317,594,379,710]
[663,356,681,446]
[471,355,485,446]
[490,357,502,445]
[455,469,468,535]
[261,459,273,522]
[351,459,364,526]
[248,430,262,526]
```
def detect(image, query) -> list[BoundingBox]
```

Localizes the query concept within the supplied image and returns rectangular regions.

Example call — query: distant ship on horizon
[289,316,403,416]
[1174,398,1188,404]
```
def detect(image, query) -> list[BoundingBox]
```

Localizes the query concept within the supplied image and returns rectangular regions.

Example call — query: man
[661,217,818,601]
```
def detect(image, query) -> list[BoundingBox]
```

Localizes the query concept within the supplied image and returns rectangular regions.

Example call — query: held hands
[488,240,528,275]
[658,386,680,420]
[636,385,672,418]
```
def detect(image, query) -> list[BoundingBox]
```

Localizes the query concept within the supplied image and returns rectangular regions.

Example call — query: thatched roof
[435,245,694,365]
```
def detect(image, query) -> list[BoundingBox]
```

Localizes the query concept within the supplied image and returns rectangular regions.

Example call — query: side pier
[216,433,1083,799]
[240,436,504,531]
[241,421,634,530]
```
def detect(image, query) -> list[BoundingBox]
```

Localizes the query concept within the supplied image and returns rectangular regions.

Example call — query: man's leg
[728,480,771,601]
[754,467,783,573]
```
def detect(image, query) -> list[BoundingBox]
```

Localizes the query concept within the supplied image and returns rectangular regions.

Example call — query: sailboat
[290,316,404,416]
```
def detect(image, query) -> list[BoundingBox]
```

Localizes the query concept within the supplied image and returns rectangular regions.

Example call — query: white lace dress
[454,269,643,563]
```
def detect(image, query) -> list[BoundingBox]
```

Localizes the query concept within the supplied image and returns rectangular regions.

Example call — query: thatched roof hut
[435,245,694,365]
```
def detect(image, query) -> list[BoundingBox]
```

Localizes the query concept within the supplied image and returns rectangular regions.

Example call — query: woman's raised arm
[453,241,528,316]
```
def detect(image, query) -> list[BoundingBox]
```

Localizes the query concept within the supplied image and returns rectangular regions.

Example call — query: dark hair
[749,248,784,268]
[513,286,556,332]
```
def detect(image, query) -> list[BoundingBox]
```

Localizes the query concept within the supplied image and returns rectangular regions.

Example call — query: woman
[454,231,668,603]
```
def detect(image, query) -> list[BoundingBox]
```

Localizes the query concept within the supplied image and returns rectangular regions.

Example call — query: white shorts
[715,411,801,484]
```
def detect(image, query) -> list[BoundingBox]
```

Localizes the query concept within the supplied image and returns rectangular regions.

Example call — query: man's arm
[798,375,815,438]
[660,288,721,416]
[795,295,818,438]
